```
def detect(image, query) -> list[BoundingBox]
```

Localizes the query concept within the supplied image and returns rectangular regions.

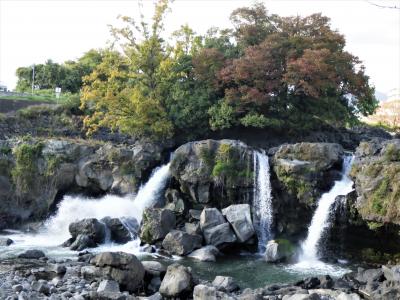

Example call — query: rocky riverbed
[0,249,399,299]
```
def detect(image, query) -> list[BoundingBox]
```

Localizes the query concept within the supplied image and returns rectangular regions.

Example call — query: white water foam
[0,163,170,258]
[253,151,274,253]
[289,155,354,275]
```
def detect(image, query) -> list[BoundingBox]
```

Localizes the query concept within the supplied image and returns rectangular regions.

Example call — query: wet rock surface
[0,250,400,299]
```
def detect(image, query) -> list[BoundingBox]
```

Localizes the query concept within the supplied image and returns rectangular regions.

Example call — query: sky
[0,0,399,96]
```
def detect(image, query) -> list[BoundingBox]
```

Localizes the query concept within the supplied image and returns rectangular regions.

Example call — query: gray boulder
[70,234,96,251]
[170,139,253,206]
[164,189,185,215]
[222,204,255,242]
[185,222,201,235]
[203,223,237,247]
[273,142,343,206]
[193,284,217,300]
[69,218,105,244]
[382,265,400,282]
[140,208,176,244]
[212,276,239,292]
[18,249,46,259]
[97,280,120,293]
[200,208,226,231]
[90,252,145,292]
[188,245,220,262]
[0,237,13,246]
[162,230,202,255]
[142,261,166,277]
[101,217,138,243]
[159,263,193,298]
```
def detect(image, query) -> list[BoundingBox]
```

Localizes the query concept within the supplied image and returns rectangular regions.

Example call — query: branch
[365,0,400,9]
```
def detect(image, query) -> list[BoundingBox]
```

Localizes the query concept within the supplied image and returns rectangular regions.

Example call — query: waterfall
[18,163,170,248]
[299,155,354,262]
[253,151,274,253]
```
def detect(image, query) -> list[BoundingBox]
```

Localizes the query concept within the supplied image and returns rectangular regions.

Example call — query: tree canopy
[18,1,378,141]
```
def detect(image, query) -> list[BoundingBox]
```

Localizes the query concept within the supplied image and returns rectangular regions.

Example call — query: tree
[81,0,174,140]
[210,11,377,131]
[230,2,278,49]
[15,50,103,94]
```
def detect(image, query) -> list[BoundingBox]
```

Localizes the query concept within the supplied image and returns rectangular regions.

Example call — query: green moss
[360,163,400,222]
[45,155,65,177]
[11,142,44,194]
[275,238,295,257]
[211,144,252,186]
[274,164,313,203]
[367,221,384,230]
[384,144,400,162]
[199,146,215,170]
[0,145,11,155]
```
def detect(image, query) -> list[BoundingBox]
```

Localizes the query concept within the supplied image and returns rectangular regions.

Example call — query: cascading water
[0,163,170,258]
[299,155,354,262]
[253,151,274,253]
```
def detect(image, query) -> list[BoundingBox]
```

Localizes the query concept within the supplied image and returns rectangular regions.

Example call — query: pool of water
[0,230,353,289]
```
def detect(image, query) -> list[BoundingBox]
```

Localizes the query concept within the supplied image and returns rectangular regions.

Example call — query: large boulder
[351,139,400,226]
[188,245,220,262]
[222,204,255,242]
[200,208,226,231]
[159,263,193,298]
[90,252,145,292]
[69,218,106,244]
[101,217,138,243]
[69,234,96,251]
[170,139,253,206]
[140,208,176,244]
[272,142,344,206]
[203,223,237,247]
[162,230,202,255]
[18,249,46,259]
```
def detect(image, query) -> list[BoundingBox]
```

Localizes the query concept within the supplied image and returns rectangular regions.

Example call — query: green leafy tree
[81,0,173,140]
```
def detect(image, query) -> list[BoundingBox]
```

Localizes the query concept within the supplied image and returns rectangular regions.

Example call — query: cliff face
[351,139,400,226]
[0,138,163,229]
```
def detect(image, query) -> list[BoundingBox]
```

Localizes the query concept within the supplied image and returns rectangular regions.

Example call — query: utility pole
[31,64,35,95]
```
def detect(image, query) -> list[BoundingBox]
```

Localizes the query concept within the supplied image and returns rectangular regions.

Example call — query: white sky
[0,0,399,95]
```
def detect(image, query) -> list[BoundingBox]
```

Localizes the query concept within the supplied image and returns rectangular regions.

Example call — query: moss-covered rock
[170,139,253,207]
[0,137,163,229]
[272,142,343,206]
[351,139,400,226]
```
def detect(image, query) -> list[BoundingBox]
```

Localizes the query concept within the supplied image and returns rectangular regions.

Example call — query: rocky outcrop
[351,139,400,226]
[0,138,162,229]
[270,142,344,238]
[272,142,343,206]
[170,139,253,207]
[140,208,176,244]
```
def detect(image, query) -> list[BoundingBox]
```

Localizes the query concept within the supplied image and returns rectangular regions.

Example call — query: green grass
[0,90,77,103]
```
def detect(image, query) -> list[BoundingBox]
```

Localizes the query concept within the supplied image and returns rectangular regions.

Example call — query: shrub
[11,141,43,193]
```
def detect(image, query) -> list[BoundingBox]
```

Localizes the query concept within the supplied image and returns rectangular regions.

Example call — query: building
[0,82,7,92]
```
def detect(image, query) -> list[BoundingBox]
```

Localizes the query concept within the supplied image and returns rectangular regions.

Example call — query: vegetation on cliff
[351,141,400,226]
